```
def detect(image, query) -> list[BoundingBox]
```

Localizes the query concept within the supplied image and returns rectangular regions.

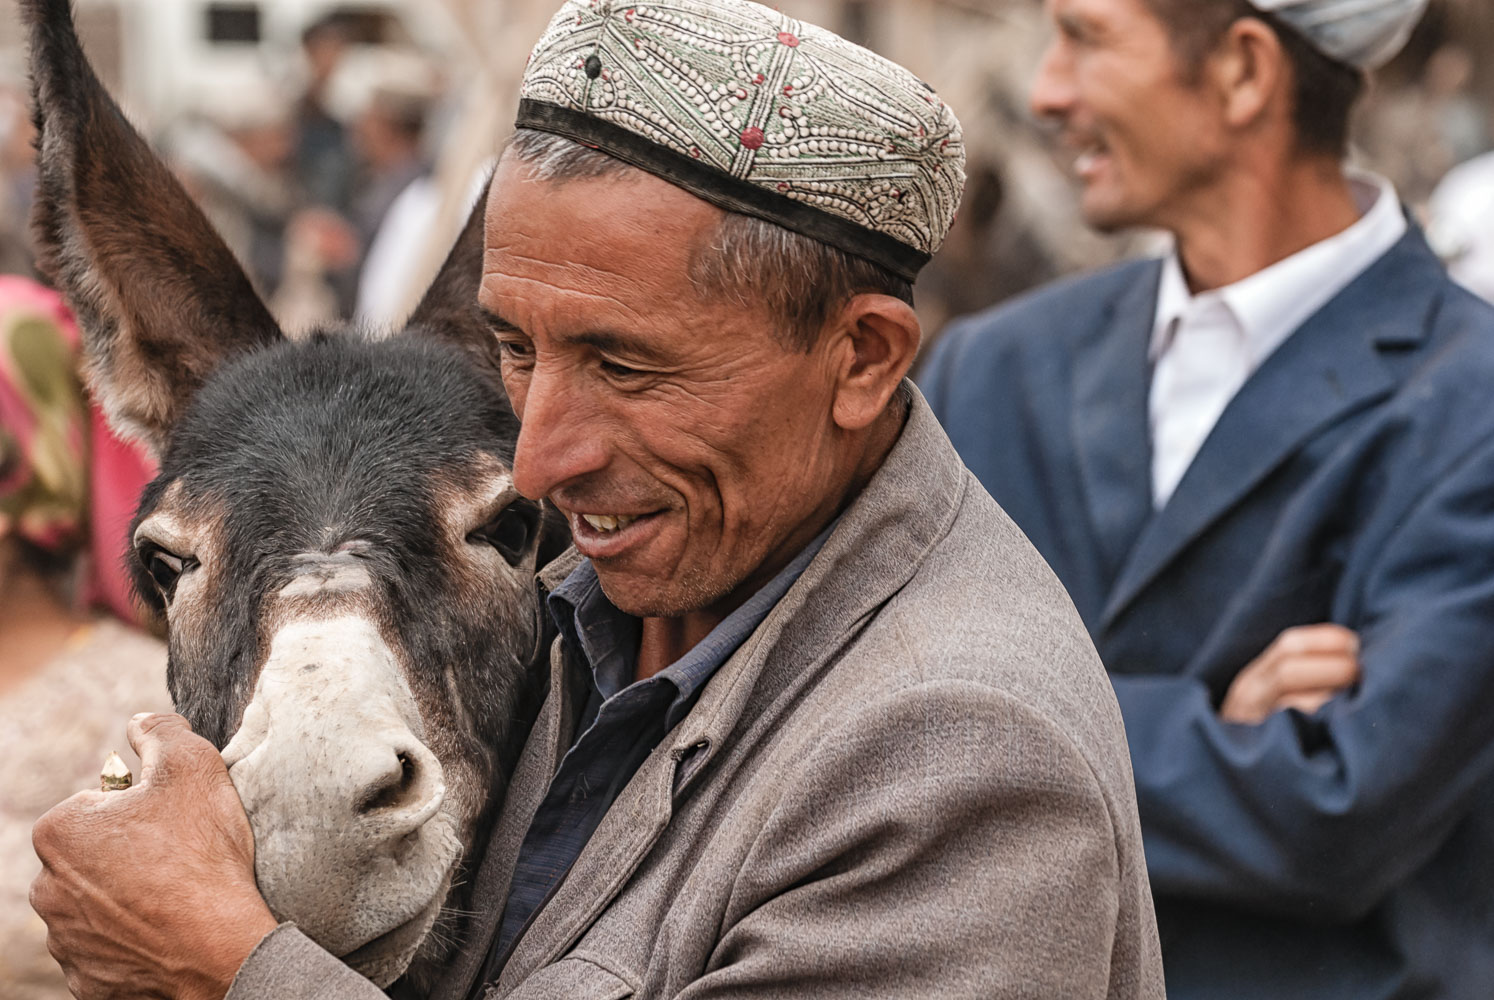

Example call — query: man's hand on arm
[30,713,278,1000]
[1220,624,1361,724]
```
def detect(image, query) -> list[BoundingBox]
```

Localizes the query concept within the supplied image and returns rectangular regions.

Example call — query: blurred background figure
[0,81,35,278]
[294,12,355,214]
[0,275,167,1000]
[166,79,298,298]
[349,57,432,250]
[1360,43,1489,209]
[346,52,440,324]
[1426,150,1494,302]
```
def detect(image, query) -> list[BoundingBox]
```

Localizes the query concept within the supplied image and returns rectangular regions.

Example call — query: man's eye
[600,359,648,379]
[498,341,532,360]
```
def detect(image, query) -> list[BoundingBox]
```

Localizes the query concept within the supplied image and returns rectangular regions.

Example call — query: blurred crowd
[0,3,1491,334]
[0,10,486,335]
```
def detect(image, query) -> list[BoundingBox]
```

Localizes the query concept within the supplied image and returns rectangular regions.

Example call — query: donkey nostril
[355,749,420,815]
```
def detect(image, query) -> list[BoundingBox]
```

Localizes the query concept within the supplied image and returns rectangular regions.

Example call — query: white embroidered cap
[1250,0,1430,70]
[516,0,966,281]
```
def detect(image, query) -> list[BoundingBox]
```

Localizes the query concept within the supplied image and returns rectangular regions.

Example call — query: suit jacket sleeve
[1113,427,1494,921]
[675,679,1152,1000]
[224,925,389,1000]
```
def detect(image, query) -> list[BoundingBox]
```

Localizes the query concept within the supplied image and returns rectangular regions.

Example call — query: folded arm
[1114,434,1494,920]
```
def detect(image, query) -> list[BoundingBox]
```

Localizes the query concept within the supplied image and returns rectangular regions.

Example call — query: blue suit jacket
[920,231,1494,1000]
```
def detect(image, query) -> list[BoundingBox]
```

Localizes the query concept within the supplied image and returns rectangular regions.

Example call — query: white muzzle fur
[221,615,459,986]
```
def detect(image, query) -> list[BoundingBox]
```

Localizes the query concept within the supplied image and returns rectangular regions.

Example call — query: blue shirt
[487,525,834,972]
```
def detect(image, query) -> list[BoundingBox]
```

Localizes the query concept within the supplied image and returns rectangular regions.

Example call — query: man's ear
[406,178,503,389]
[1211,17,1287,132]
[829,294,922,432]
[24,0,283,455]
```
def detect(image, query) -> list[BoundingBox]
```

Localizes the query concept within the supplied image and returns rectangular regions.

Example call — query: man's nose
[511,366,611,501]
[1029,41,1075,124]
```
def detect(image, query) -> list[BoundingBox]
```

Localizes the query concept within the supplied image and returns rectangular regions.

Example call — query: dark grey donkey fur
[22,0,564,988]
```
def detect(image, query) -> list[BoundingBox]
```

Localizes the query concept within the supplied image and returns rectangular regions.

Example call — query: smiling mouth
[567,509,665,558]
[580,513,640,533]
[1070,138,1110,179]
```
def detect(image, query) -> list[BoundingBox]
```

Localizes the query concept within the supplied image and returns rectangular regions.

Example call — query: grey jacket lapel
[1071,261,1159,582]
[493,385,967,989]
[1100,232,1440,630]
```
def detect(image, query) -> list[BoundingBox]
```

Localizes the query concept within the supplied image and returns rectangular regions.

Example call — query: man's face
[1031,0,1230,232]
[479,158,851,619]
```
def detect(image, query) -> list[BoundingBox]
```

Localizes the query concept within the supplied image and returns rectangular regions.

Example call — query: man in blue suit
[921,0,1494,996]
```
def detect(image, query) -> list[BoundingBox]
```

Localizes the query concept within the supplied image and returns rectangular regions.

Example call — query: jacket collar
[490,383,968,989]
[1070,261,1160,588]
[1099,227,1446,630]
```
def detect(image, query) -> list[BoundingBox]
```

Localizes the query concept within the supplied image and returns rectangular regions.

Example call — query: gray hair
[502,129,913,352]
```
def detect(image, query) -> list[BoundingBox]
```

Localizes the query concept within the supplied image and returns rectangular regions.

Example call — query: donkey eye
[468,502,539,567]
[139,545,196,599]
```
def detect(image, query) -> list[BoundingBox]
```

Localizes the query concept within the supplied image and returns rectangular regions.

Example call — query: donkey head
[24,0,559,986]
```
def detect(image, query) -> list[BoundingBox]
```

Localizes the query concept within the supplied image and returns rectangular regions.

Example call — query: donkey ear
[406,177,502,386]
[23,0,283,454]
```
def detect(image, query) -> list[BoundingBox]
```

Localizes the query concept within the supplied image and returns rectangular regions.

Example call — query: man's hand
[1220,624,1361,724]
[30,713,278,1000]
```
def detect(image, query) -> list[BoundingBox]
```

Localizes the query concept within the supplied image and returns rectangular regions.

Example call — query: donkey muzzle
[221,614,458,984]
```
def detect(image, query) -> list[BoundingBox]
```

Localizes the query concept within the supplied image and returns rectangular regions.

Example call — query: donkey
[24,0,563,988]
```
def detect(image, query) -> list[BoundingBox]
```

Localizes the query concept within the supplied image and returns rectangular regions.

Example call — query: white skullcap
[1250,0,1429,69]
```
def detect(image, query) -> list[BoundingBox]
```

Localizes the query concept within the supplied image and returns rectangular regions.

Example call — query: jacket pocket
[498,955,635,1000]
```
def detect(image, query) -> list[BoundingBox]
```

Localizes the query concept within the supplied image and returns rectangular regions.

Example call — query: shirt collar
[547,562,639,701]
[1151,171,1408,365]
[547,519,838,726]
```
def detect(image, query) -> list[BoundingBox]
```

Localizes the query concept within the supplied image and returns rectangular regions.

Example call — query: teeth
[581,514,638,533]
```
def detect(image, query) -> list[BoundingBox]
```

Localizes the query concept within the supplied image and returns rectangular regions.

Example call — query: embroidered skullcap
[1249,0,1429,70]
[517,0,966,281]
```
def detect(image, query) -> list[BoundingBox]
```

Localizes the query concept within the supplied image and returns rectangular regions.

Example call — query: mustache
[549,478,674,514]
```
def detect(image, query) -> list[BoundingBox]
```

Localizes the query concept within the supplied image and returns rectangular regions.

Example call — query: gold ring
[101,751,132,792]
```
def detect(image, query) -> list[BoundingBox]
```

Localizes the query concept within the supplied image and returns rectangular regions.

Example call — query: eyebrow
[481,308,521,333]
[563,330,678,366]
[481,309,678,367]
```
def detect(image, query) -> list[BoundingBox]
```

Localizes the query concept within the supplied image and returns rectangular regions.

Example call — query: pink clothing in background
[85,405,156,624]
[0,274,156,624]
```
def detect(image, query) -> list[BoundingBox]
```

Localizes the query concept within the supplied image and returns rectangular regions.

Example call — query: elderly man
[28,2,1163,998]
[921,0,1494,997]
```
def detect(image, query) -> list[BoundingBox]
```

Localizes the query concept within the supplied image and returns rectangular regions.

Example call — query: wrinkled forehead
[481,172,789,366]
[1047,0,1161,33]
[482,158,720,303]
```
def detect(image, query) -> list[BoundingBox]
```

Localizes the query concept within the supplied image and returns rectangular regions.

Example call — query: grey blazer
[228,387,1165,999]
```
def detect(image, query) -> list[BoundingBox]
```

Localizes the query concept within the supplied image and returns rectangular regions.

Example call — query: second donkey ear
[406,178,503,389]
[23,0,283,455]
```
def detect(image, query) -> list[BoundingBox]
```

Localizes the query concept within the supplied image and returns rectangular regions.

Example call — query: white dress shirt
[1148,172,1408,508]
